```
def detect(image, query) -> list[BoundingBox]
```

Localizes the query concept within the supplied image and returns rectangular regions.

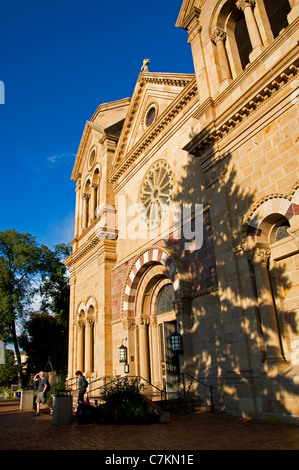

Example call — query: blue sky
[0,0,194,250]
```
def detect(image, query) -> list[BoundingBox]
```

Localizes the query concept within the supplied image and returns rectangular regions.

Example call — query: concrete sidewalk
[1,399,299,451]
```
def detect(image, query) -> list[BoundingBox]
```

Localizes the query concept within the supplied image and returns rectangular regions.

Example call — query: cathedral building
[65,0,299,424]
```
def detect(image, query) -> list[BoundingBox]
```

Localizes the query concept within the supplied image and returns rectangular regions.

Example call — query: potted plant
[50,381,73,426]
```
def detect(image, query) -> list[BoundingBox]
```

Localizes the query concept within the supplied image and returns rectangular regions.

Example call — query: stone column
[85,319,94,375]
[150,317,160,386]
[236,0,264,61]
[211,28,232,83]
[82,194,89,229]
[90,185,98,222]
[77,322,85,372]
[138,318,150,382]
[247,247,285,363]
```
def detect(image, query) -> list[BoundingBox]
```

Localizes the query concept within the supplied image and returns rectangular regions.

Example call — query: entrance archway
[121,246,192,393]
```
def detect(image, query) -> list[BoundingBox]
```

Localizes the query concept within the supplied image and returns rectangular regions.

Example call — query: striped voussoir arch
[121,247,184,319]
[243,185,299,247]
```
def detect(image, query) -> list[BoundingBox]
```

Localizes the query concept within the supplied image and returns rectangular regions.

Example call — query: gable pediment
[111,72,195,180]
[71,99,130,181]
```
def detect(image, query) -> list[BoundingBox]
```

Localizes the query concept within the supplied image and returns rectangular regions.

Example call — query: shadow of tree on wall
[161,133,298,420]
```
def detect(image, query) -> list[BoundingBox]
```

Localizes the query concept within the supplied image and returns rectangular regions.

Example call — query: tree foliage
[0,229,71,385]
[19,311,68,375]
[0,349,18,386]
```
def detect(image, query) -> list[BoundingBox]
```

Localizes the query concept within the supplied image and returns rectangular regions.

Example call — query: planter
[20,389,34,411]
[52,394,73,425]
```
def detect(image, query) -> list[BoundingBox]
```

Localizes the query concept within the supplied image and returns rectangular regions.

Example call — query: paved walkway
[1,399,299,451]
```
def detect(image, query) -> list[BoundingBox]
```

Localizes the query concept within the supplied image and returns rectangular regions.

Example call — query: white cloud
[47,153,76,164]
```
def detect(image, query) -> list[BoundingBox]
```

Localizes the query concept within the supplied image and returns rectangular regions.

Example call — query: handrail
[131,375,167,401]
[85,377,122,398]
[83,375,167,401]
[181,372,214,413]
[86,376,115,398]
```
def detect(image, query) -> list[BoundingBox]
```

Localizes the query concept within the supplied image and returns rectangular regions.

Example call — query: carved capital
[236,0,255,11]
[137,316,150,327]
[150,316,158,327]
[247,247,271,267]
[122,318,135,330]
[77,320,85,329]
[211,28,227,44]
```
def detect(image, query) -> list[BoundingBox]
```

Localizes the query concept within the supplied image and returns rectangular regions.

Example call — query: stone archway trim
[121,246,190,319]
[241,183,299,249]
[76,295,98,319]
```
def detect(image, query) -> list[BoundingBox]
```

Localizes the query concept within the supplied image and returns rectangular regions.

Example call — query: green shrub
[95,377,159,425]
[50,380,70,396]
[0,387,13,399]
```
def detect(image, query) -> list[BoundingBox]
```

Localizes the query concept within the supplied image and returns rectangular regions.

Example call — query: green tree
[0,230,42,386]
[0,229,71,385]
[0,348,18,386]
[39,243,71,322]
[23,242,72,374]
[19,311,69,375]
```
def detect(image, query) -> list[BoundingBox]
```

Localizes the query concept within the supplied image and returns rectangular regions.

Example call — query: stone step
[154,397,209,415]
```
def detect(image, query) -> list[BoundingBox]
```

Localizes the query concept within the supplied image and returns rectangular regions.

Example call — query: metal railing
[81,375,167,402]
[181,372,214,413]
[131,376,167,401]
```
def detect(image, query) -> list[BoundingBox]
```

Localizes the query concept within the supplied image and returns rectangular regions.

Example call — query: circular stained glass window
[144,105,157,128]
[139,160,173,228]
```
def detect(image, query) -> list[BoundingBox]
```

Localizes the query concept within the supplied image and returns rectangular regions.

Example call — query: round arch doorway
[135,266,180,396]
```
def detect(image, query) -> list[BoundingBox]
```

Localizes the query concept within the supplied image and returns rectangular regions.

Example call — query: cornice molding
[109,77,197,184]
[184,58,299,188]
[110,73,195,174]
[176,0,202,30]
[178,6,202,31]
[64,232,117,268]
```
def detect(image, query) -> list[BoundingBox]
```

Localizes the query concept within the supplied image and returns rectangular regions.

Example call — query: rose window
[139,160,173,228]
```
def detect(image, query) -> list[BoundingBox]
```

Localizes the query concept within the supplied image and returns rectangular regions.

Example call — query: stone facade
[65,0,299,424]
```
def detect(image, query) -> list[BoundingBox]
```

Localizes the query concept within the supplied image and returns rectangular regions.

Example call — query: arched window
[82,179,91,229]
[263,0,291,38]
[270,216,291,243]
[92,167,101,219]
[212,0,293,83]
[157,284,175,315]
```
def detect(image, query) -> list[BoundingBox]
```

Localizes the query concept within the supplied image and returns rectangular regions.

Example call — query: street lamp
[171,330,183,354]
[119,338,127,363]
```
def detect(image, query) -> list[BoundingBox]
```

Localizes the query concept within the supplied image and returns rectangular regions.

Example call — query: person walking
[33,371,52,416]
[76,370,88,405]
